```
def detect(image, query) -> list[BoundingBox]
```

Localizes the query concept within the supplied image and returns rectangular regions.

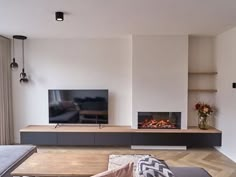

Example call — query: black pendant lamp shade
[20,68,28,83]
[55,12,64,21]
[18,36,29,83]
[10,58,18,70]
[10,36,18,70]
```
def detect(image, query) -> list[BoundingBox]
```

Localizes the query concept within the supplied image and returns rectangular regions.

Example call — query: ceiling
[1,0,236,38]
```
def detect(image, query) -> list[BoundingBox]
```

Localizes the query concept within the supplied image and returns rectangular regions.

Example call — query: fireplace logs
[138,112,181,129]
[138,118,176,129]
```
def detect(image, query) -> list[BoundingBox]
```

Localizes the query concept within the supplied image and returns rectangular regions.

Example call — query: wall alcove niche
[188,36,216,127]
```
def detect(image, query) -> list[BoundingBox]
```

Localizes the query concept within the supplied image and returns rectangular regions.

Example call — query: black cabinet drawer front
[21,132,57,145]
[132,133,188,146]
[132,133,222,146]
[185,133,222,147]
[95,133,132,145]
[57,133,94,145]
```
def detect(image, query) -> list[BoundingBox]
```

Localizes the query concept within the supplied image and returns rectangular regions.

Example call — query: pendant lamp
[18,36,29,83]
[10,36,18,70]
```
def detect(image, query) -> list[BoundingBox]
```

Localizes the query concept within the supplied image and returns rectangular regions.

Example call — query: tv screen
[48,89,108,124]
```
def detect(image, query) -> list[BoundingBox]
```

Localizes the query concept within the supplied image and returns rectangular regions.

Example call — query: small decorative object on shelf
[195,102,214,130]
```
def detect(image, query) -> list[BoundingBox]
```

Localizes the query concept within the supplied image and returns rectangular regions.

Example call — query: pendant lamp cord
[13,38,15,58]
[22,39,24,68]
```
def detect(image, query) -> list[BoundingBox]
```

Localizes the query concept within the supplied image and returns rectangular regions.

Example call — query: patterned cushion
[91,162,134,177]
[136,156,174,177]
[108,154,151,175]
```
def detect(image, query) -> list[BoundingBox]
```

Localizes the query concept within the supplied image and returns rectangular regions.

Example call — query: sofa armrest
[0,145,37,177]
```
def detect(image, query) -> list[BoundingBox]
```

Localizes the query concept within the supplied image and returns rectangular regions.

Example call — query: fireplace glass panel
[138,112,181,129]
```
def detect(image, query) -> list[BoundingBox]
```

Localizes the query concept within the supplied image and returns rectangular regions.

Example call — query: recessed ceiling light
[55,12,64,21]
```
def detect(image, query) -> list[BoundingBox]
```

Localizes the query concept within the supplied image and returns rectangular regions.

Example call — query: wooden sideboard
[20,125,222,147]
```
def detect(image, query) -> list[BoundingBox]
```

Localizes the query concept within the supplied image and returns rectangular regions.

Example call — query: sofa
[0,145,37,177]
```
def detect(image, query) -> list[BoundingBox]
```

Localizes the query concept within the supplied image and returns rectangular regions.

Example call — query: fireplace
[138,112,181,129]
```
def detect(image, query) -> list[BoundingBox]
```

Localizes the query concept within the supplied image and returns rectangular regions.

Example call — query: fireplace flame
[138,118,176,129]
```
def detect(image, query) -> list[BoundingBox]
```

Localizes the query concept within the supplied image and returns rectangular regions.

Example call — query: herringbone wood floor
[38,146,236,177]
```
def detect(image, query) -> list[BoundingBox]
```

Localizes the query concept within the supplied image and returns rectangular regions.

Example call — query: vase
[198,116,209,130]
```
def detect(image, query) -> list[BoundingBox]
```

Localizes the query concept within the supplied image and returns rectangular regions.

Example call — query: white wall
[215,27,236,162]
[12,35,192,143]
[188,36,216,126]
[12,38,132,143]
[132,35,188,129]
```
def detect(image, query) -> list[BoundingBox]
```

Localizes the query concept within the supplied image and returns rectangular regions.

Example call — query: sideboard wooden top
[20,125,221,134]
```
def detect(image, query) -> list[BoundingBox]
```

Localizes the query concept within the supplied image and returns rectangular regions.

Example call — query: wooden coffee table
[11,153,108,177]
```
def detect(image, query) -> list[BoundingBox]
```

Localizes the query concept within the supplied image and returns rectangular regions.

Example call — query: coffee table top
[11,153,108,177]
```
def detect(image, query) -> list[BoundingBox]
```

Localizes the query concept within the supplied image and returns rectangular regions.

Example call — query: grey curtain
[0,36,14,144]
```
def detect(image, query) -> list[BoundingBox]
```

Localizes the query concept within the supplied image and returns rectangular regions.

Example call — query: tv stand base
[55,124,60,128]
[98,124,103,129]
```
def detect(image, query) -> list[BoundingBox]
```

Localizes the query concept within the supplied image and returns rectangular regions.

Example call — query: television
[48,89,108,124]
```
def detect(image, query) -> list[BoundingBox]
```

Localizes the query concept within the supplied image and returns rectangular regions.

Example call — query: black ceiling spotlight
[10,36,19,70]
[55,11,64,21]
[18,36,29,83]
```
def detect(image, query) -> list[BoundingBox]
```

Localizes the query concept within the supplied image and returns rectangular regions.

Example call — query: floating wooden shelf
[20,125,221,134]
[188,72,218,75]
[188,89,217,92]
